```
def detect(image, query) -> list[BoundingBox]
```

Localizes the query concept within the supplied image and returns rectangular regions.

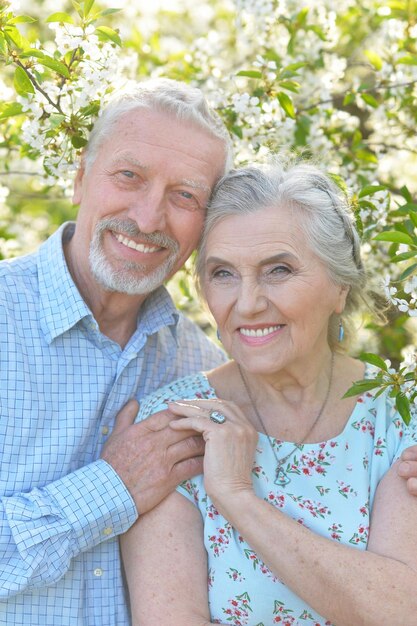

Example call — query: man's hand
[101,399,204,514]
[397,445,417,496]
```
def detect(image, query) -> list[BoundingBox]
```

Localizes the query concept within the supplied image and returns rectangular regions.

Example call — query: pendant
[275,465,291,486]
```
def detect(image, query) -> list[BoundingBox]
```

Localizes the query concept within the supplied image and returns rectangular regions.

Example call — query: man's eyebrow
[110,154,147,169]
[179,179,211,193]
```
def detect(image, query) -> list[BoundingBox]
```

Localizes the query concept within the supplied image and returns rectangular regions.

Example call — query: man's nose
[127,187,167,233]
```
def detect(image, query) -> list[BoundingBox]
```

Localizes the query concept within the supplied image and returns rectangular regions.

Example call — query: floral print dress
[136,371,417,626]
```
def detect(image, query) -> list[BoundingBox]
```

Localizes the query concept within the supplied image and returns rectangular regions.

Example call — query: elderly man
[0,78,232,625]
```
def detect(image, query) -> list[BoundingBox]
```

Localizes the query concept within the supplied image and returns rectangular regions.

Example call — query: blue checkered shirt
[0,223,226,625]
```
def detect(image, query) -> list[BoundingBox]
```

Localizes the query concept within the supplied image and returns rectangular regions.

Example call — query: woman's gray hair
[83,77,233,173]
[196,157,379,348]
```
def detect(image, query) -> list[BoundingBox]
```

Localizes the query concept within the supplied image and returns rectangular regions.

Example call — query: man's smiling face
[71,107,226,296]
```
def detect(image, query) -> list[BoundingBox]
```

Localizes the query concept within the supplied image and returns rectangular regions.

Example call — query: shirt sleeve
[0,460,137,598]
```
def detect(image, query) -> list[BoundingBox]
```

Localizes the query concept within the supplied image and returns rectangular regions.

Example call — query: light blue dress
[136,372,417,626]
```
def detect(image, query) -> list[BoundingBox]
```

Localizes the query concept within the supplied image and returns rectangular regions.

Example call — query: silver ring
[209,410,226,424]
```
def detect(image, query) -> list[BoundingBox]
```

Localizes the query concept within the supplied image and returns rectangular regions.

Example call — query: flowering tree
[1,0,416,420]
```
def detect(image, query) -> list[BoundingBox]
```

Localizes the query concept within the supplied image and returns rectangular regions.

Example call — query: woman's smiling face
[202,203,348,375]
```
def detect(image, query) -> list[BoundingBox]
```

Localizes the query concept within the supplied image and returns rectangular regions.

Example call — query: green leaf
[355,149,378,164]
[236,70,263,79]
[276,91,296,119]
[409,211,417,229]
[360,93,379,108]
[49,113,65,129]
[9,15,37,24]
[359,353,388,371]
[374,231,415,246]
[95,26,122,46]
[279,80,300,93]
[282,62,307,74]
[399,262,417,281]
[343,379,382,398]
[358,184,386,198]
[343,92,355,105]
[79,101,100,117]
[397,55,417,65]
[71,134,88,148]
[5,26,25,49]
[392,250,417,262]
[0,32,7,56]
[395,392,410,425]
[364,49,383,70]
[39,57,70,78]
[45,12,75,24]
[99,8,122,16]
[0,101,23,120]
[20,49,45,59]
[83,0,95,18]
[13,65,35,96]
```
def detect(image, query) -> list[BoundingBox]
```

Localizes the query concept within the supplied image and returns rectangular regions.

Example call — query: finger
[171,455,205,484]
[168,400,234,423]
[397,460,417,478]
[407,477,417,497]
[112,399,140,434]
[400,446,417,462]
[168,434,206,462]
[169,415,209,434]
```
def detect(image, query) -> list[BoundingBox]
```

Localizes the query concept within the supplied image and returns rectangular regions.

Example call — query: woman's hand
[397,445,417,495]
[168,399,258,509]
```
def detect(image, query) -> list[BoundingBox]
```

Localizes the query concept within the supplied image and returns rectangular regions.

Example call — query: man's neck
[63,233,148,348]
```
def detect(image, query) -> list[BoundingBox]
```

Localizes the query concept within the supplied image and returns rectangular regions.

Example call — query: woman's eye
[267,265,291,278]
[212,268,233,279]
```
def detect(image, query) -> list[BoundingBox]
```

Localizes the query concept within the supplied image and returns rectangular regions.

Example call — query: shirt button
[103,527,113,536]
[101,426,109,435]
[93,568,103,577]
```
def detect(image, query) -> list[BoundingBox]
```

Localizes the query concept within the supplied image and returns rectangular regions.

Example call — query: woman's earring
[338,319,345,342]
[216,328,222,342]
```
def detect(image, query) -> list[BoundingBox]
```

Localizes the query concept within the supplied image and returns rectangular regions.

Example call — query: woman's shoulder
[136,372,216,422]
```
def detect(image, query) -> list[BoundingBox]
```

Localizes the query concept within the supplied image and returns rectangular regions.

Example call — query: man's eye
[171,191,200,212]
[121,170,135,178]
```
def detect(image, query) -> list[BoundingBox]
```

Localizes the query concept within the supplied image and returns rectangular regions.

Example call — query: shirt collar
[38,222,179,344]
[39,223,93,343]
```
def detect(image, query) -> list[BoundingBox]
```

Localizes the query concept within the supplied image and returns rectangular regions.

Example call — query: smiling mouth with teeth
[239,325,283,337]
[114,233,162,253]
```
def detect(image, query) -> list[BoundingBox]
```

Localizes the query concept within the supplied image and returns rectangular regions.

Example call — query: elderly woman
[121,159,417,626]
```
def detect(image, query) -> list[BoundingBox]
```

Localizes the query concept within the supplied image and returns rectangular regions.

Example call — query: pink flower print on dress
[349,523,369,546]
[336,480,357,499]
[328,522,344,541]
[289,494,331,519]
[265,491,286,508]
[208,521,233,557]
[222,592,253,625]
[226,568,245,582]
[352,417,375,437]
[272,600,296,624]
[373,437,386,456]
[243,549,278,582]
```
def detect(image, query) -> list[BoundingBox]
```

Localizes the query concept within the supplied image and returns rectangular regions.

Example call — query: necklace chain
[237,353,335,483]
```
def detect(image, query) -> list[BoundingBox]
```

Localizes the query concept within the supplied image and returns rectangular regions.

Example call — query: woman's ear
[334,285,349,315]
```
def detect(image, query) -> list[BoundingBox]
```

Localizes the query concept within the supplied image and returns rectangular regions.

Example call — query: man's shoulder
[0,250,39,302]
